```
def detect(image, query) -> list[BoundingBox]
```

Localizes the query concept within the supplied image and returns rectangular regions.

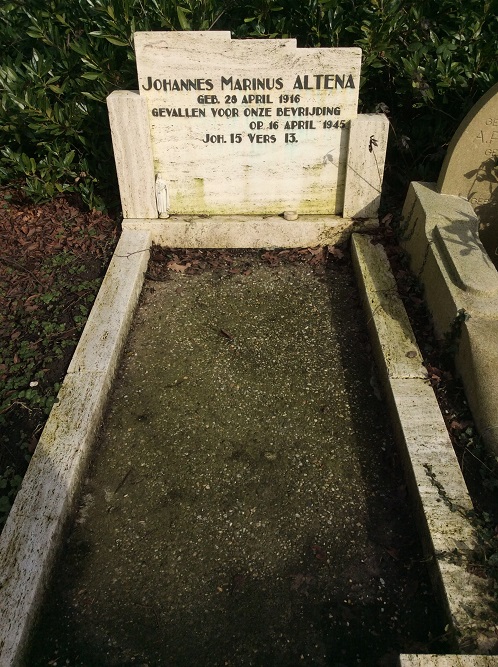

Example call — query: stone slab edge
[343,113,389,219]
[351,233,497,654]
[0,229,151,667]
[122,215,378,248]
[400,182,498,328]
[107,91,157,220]
[400,181,498,458]
[399,655,498,666]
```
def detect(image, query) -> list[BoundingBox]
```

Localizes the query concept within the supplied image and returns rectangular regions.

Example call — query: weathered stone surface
[122,214,378,248]
[401,181,498,457]
[134,31,362,215]
[399,657,498,667]
[107,91,157,219]
[343,113,389,218]
[352,233,497,652]
[107,32,388,220]
[437,82,498,262]
[0,230,151,667]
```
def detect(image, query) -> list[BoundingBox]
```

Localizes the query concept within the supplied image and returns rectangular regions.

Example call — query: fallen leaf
[261,251,278,265]
[327,245,344,259]
[230,573,247,593]
[167,261,191,273]
[290,573,314,593]
[385,546,400,560]
[404,579,419,598]
[311,544,328,562]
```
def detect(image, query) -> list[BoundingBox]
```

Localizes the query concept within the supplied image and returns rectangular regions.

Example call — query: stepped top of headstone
[133,31,362,215]
[437,82,498,246]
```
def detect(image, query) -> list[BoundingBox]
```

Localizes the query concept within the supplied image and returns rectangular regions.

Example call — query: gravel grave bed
[27,249,448,667]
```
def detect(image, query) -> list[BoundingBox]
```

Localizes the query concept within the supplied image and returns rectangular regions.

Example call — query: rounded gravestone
[438,82,498,267]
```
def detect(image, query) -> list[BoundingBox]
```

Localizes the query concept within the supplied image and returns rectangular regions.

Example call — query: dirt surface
[28,250,449,667]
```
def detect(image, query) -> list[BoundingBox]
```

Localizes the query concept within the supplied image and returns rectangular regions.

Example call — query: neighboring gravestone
[438,82,498,264]
[107,32,388,221]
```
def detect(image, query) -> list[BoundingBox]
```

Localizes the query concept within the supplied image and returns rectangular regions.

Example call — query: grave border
[352,233,497,655]
[399,181,498,458]
[0,228,495,664]
[0,229,150,666]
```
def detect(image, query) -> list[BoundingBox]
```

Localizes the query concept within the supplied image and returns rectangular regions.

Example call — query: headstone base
[122,214,378,248]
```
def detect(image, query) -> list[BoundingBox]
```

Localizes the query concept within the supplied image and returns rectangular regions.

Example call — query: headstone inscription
[134,31,360,216]
[107,32,388,223]
[438,82,498,264]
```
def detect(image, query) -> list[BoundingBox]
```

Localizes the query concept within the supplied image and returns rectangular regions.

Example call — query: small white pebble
[283,211,298,221]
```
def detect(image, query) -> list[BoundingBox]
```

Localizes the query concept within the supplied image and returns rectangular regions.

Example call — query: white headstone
[134,32,362,215]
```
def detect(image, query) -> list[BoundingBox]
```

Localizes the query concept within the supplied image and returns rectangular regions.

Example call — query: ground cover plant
[0,188,117,523]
